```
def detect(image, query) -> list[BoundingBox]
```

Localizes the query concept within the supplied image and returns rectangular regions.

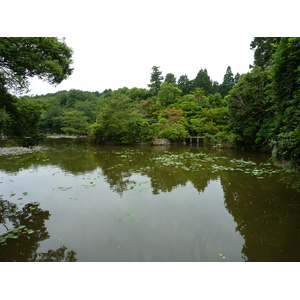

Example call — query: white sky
[25,34,254,95]
[4,0,298,96]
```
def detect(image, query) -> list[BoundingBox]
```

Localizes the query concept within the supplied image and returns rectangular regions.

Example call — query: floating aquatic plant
[125,211,134,215]
[0,225,35,243]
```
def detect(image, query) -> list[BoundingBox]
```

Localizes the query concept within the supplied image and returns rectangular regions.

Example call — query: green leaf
[32,202,40,206]
[129,219,136,222]
[27,229,34,234]
[125,211,134,215]
[115,219,123,222]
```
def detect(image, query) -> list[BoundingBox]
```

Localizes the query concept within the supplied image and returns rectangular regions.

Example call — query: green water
[1,139,300,262]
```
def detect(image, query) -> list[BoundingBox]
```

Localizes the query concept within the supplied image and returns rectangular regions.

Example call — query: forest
[0,37,300,169]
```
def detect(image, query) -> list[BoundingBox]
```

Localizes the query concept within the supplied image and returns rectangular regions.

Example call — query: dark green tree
[0,37,73,93]
[125,87,151,101]
[4,99,45,146]
[234,73,241,84]
[164,73,177,85]
[0,37,73,145]
[219,66,235,97]
[250,37,281,70]
[148,66,164,95]
[192,68,213,95]
[270,37,300,167]
[177,74,193,95]
[227,67,273,149]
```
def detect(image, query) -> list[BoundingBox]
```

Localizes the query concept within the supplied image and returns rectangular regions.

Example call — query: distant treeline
[20,66,237,145]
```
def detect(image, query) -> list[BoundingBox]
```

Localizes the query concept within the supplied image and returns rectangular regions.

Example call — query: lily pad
[125,211,134,215]
[115,219,123,222]
[129,219,136,222]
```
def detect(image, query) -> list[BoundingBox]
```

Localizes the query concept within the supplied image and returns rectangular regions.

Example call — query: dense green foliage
[0,37,73,145]
[1,37,300,169]
[228,37,300,168]
[21,68,233,146]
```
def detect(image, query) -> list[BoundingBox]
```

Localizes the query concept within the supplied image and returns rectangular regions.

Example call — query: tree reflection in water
[0,199,77,262]
[1,140,300,261]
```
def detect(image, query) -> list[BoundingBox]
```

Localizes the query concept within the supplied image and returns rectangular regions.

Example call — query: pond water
[1,139,300,262]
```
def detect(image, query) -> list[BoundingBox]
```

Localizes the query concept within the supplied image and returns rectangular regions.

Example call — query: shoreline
[0,146,50,156]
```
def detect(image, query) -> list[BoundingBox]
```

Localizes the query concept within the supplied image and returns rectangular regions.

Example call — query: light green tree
[61,110,89,135]
[157,82,182,106]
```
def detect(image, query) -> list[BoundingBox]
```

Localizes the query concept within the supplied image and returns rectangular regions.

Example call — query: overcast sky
[25,34,254,95]
[4,0,298,96]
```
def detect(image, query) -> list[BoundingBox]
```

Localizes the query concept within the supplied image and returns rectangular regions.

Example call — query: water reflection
[0,199,77,262]
[221,173,300,261]
[0,139,300,261]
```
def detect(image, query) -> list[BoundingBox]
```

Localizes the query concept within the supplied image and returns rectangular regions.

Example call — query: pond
[1,139,300,262]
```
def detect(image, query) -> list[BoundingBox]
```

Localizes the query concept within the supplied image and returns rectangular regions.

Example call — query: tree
[148,66,164,95]
[192,68,213,94]
[177,74,193,95]
[157,82,182,106]
[207,93,225,108]
[0,37,73,93]
[250,37,281,70]
[234,73,241,84]
[91,93,134,143]
[4,99,45,146]
[227,67,273,149]
[125,87,151,101]
[0,37,74,145]
[270,37,300,167]
[164,73,177,85]
[61,110,89,135]
[219,66,235,97]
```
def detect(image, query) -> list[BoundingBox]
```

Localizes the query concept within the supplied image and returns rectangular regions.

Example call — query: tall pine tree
[192,68,212,95]
[148,66,164,95]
